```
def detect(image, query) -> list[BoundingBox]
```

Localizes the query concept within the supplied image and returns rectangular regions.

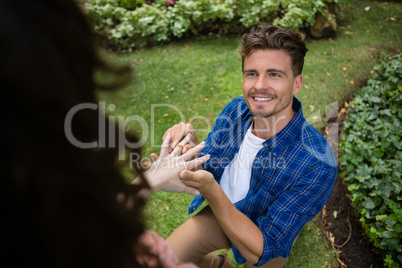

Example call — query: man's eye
[270,73,280,78]
[247,73,257,77]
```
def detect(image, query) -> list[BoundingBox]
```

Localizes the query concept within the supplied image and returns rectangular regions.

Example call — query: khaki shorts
[167,206,295,268]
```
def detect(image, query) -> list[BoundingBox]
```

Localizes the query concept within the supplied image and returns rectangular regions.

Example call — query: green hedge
[339,53,402,268]
[84,0,338,51]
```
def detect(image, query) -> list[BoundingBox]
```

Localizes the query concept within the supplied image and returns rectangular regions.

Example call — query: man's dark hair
[240,25,309,76]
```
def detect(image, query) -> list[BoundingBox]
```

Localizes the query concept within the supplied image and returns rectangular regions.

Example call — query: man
[162,25,337,268]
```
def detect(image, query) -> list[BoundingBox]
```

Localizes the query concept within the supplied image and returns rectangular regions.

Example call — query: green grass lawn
[97,0,401,266]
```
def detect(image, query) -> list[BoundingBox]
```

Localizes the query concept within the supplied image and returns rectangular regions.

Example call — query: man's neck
[251,109,295,140]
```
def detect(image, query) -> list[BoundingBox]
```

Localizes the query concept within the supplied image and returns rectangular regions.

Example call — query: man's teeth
[255,97,273,101]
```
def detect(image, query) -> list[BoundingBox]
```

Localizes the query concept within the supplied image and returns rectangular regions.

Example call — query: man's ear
[292,75,303,95]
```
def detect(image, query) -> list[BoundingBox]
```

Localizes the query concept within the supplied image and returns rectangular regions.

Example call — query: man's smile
[253,97,273,102]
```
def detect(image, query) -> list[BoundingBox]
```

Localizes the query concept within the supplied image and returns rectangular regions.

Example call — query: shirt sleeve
[233,162,337,266]
[188,97,243,214]
[199,97,242,173]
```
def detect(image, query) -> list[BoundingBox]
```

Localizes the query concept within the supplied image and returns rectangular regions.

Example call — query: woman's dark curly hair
[0,0,153,267]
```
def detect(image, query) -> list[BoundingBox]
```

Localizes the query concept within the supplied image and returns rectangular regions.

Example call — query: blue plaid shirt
[189,97,337,266]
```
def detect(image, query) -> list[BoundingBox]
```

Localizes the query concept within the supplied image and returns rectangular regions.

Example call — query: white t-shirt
[220,125,265,204]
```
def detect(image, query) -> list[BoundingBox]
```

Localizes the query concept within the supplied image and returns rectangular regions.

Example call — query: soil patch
[316,96,385,268]
[319,168,384,268]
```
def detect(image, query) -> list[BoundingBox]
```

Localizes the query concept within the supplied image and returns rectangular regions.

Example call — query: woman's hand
[162,122,199,154]
[136,230,197,268]
[142,133,209,195]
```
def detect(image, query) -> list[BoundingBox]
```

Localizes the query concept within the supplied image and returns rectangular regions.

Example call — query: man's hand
[162,122,199,154]
[142,133,209,196]
[179,169,219,199]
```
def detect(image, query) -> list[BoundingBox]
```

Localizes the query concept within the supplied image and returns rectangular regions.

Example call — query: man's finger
[179,170,192,180]
[181,185,200,196]
[171,122,187,148]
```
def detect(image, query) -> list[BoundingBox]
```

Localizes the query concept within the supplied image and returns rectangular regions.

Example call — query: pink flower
[167,0,175,5]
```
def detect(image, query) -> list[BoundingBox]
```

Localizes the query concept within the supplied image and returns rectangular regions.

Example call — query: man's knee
[167,206,231,263]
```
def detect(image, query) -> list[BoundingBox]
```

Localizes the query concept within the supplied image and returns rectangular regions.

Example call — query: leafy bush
[84,0,338,51]
[339,53,402,268]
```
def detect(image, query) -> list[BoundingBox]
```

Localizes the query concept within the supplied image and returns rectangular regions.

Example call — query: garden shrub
[339,53,402,268]
[84,0,338,51]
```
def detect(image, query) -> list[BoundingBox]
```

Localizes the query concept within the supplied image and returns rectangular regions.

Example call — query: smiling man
[242,48,302,139]
[164,25,338,268]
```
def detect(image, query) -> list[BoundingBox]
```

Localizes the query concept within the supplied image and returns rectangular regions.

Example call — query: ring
[173,144,184,150]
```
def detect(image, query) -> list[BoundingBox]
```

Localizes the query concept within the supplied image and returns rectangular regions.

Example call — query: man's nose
[255,75,269,90]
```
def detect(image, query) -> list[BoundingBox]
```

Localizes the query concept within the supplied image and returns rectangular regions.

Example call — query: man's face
[242,49,302,119]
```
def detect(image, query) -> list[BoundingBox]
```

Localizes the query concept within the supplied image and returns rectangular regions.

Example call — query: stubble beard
[248,93,293,119]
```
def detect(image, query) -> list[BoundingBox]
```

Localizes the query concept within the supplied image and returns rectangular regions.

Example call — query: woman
[0,0,206,267]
